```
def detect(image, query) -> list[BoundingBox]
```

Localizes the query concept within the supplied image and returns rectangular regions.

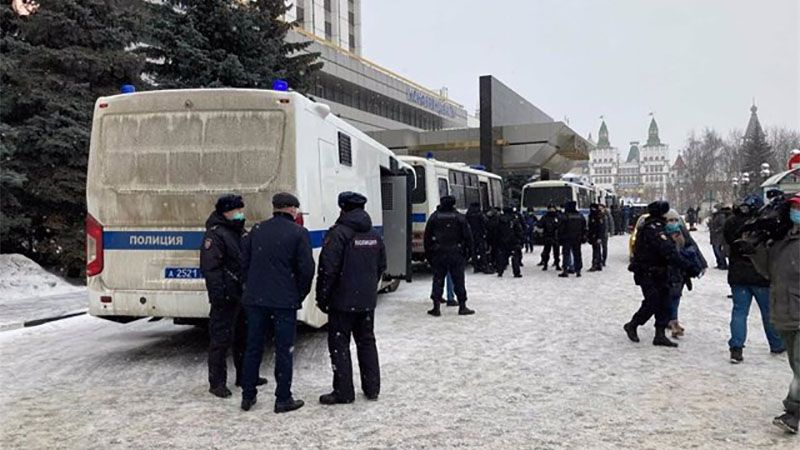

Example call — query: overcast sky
[362,0,799,153]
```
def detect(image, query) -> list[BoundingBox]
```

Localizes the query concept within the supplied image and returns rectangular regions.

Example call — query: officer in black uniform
[424,195,475,317]
[466,202,491,274]
[558,201,587,278]
[587,203,607,272]
[496,206,524,278]
[624,201,699,348]
[200,194,264,398]
[316,192,387,405]
[538,204,561,271]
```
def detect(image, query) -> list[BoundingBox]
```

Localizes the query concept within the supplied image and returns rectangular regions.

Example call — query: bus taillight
[86,214,104,277]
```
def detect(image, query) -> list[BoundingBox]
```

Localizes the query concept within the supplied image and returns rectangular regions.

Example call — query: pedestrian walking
[495,207,524,278]
[423,195,475,316]
[200,194,259,399]
[587,203,606,272]
[623,201,700,348]
[558,201,586,278]
[316,192,386,405]
[747,193,800,434]
[663,209,707,338]
[239,192,315,413]
[709,205,731,270]
[723,195,785,364]
[538,204,561,271]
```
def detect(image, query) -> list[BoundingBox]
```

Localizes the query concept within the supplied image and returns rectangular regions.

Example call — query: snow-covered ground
[0,231,796,449]
[0,254,87,330]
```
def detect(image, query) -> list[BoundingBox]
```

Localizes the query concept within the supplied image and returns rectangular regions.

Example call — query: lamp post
[732,176,739,201]
[740,172,751,197]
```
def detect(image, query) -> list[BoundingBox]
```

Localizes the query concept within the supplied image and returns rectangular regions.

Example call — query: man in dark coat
[466,202,491,274]
[723,195,784,363]
[495,206,524,278]
[239,192,315,413]
[485,207,501,273]
[709,205,731,269]
[423,195,475,317]
[316,192,386,405]
[200,194,258,399]
[587,203,607,272]
[558,201,587,278]
[611,204,624,235]
[537,204,561,271]
[624,201,700,348]
[622,204,632,233]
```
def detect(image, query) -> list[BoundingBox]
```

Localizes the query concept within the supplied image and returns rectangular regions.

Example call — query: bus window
[410,166,426,204]
[438,178,449,198]
[465,174,480,206]
[490,179,503,208]
[479,181,490,210]
[449,170,466,209]
[577,189,590,209]
[522,186,571,210]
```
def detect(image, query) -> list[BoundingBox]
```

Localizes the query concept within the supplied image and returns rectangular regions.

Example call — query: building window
[325,21,332,40]
[296,5,304,24]
[324,0,332,11]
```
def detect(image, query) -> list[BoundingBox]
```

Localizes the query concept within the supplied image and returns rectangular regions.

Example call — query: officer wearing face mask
[201,194,265,398]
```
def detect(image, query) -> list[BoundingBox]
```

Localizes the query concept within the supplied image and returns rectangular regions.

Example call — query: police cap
[338,191,367,211]
[272,192,300,209]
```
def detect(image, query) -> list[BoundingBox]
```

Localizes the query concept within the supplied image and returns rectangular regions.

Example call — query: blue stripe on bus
[412,213,427,223]
[104,226,384,251]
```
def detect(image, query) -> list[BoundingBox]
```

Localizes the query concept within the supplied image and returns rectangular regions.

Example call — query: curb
[0,309,87,333]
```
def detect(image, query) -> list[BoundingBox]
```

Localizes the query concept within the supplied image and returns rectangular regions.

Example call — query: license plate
[165,267,204,279]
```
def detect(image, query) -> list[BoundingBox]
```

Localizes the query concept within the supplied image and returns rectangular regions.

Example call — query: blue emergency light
[272,79,289,91]
[426,152,434,159]
[120,84,136,94]
[470,164,486,171]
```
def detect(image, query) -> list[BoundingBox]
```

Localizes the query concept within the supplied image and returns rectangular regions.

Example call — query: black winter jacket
[539,212,560,243]
[496,213,524,249]
[241,212,315,309]
[587,210,607,243]
[424,205,474,260]
[316,209,387,313]
[629,216,696,284]
[559,212,587,245]
[723,212,769,287]
[466,204,487,241]
[200,212,245,304]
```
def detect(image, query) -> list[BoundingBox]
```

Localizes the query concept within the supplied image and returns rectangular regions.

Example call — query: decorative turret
[646,115,661,146]
[626,141,640,163]
[597,120,610,148]
[744,103,765,142]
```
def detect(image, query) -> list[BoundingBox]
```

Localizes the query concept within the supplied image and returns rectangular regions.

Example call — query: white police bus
[398,156,504,261]
[86,88,414,328]
[520,179,597,218]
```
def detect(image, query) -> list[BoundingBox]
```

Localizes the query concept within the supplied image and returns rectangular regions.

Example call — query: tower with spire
[740,102,771,186]
[639,113,670,199]
[588,118,620,191]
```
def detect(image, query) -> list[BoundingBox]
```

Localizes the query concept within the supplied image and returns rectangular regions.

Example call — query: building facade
[284,1,469,132]
[588,117,671,201]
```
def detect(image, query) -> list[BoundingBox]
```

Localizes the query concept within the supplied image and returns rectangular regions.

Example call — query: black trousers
[601,236,608,265]
[431,252,467,303]
[328,310,380,401]
[472,236,489,272]
[591,240,603,268]
[540,240,560,267]
[208,301,246,388]
[561,242,583,273]
[630,277,671,329]
[497,246,522,276]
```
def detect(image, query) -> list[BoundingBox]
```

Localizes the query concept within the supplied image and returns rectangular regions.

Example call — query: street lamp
[740,172,751,197]
[760,162,772,178]
[732,176,739,200]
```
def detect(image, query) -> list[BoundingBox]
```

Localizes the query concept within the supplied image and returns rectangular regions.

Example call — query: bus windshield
[523,186,572,209]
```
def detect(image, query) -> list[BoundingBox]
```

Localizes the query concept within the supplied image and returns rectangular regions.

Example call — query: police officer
[201,194,258,398]
[624,201,699,348]
[316,192,386,405]
[240,192,315,413]
[587,203,607,272]
[496,206,524,278]
[538,204,561,271]
[558,201,587,278]
[424,195,475,316]
[466,202,491,274]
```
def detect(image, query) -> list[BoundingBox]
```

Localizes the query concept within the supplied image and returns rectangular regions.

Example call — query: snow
[0,254,83,301]
[0,254,86,330]
[0,231,797,448]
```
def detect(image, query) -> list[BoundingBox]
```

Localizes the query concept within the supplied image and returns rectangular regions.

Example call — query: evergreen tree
[0,1,144,276]
[142,0,322,92]
[741,129,771,194]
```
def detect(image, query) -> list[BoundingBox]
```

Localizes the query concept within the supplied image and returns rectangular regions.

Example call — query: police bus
[86,88,414,328]
[520,179,597,218]
[397,156,504,261]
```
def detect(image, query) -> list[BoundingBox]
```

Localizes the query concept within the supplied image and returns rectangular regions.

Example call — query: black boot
[623,322,639,342]
[653,327,678,347]
[427,299,441,317]
[241,396,257,411]
[555,264,562,271]
[558,272,569,278]
[274,398,305,414]
[319,392,354,405]
[209,386,232,398]
[458,303,475,315]
[542,264,548,271]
